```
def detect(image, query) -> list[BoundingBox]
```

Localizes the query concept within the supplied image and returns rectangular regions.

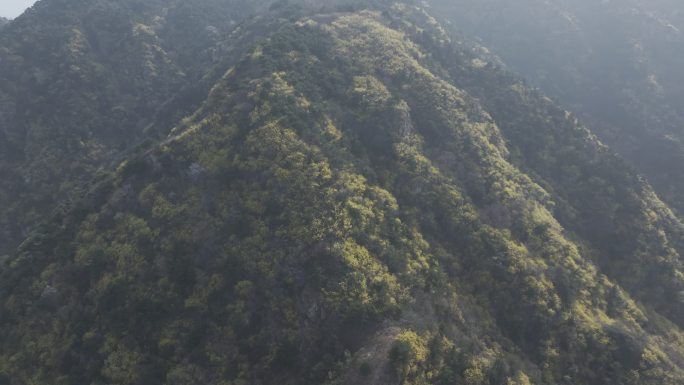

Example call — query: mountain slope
[429,0,684,217]
[2,4,684,385]
[0,0,263,256]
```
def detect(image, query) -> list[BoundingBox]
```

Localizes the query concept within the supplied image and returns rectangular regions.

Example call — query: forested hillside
[430,0,684,216]
[2,2,684,384]
[0,0,261,256]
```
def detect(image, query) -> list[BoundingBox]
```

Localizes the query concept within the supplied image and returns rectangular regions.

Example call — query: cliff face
[1,2,684,385]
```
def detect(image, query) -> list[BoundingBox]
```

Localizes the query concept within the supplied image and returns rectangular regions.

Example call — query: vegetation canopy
[1,1,684,385]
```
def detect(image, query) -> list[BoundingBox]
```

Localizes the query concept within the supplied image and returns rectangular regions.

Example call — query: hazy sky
[0,0,38,19]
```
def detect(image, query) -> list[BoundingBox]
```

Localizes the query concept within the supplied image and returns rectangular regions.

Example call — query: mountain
[429,0,684,216]
[0,18,8,29]
[2,1,684,385]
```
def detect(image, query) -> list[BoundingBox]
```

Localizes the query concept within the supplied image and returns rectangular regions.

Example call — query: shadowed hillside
[431,0,684,217]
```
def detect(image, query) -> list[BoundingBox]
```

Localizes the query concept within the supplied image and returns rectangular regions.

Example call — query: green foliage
[0,0,267,256]
[389,330,428,382]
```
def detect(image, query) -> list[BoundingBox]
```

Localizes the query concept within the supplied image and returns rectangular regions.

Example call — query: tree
[389,330,428,383]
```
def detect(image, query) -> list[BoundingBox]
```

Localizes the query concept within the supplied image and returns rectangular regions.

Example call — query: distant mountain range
[431,0,684,215]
